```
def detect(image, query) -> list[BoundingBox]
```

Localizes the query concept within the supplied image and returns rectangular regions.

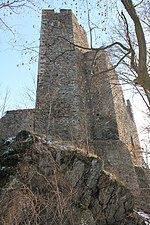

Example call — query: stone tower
[35,9,89,143]
[35,9,140,150]
[34,9,143,196]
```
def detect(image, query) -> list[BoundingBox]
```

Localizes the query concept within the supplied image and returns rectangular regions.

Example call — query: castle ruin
[0,9,150,211]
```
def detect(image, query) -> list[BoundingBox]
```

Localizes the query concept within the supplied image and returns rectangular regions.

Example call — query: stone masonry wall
[35,9,140,153]
[0,109,35,139]
[135,166,150,213]
[90,140,140,200]
[84,50,119,142]
[35,9,89,143]
[71,12,89,51]
[105,55,141,164]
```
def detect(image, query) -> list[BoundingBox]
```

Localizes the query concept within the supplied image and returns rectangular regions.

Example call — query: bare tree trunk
[121,0,150,102]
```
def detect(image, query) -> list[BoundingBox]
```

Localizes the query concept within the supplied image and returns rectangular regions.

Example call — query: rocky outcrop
[0,131,149,225]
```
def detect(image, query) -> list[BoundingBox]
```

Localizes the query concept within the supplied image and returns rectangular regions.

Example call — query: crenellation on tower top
[42,9,73,14]
[60,9,72,14]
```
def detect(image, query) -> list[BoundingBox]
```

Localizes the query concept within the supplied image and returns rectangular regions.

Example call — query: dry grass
[0,140,79,225]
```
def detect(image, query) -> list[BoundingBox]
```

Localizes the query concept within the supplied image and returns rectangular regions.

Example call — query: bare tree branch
[121,0,150,94]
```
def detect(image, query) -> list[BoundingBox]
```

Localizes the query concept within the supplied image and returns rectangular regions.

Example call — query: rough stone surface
[135,166,150,213]
[0,109,35,139]
[34,9,140,151]
[35,14,140,150]
[68,160,85,187]
[0,131,148,225]
[91,140,140,198]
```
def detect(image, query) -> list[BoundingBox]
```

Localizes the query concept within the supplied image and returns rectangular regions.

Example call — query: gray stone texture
[34,9,140,154]
[33,9,144,203]
[135,166,150,213]
[0,109,35,139]
[91,140,140,198]
[0,133,147,225]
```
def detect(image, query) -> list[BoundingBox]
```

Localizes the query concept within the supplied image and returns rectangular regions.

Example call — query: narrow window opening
[131,136,134,147]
